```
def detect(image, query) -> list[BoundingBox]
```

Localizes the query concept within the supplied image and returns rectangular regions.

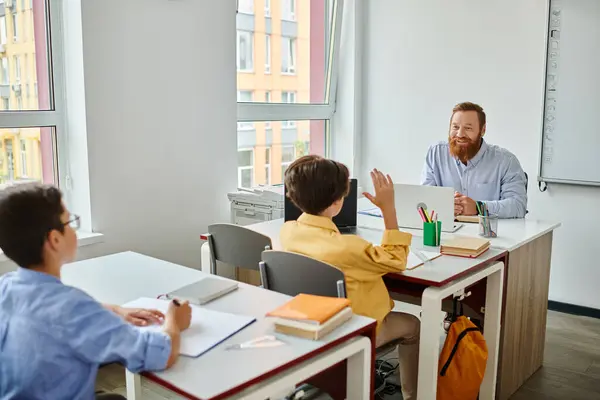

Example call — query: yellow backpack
[437,302,488,400]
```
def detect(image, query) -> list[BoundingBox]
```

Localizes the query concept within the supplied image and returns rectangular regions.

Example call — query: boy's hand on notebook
[117,307,165,327]
[167,299,192,331]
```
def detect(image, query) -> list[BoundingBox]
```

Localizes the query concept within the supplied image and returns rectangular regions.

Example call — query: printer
[227,185,285,226]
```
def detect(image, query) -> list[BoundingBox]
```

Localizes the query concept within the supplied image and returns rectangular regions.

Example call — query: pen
[434,214,439,246]
[172,299,181,306]
[418,207,427,222]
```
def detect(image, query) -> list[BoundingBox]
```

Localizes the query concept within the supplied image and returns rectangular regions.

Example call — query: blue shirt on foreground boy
[0,184,191,400]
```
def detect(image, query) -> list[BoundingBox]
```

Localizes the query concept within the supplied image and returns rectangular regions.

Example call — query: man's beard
[449,134,482,163]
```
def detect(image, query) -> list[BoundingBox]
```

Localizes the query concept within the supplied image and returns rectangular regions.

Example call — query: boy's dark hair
[284,155,350,215]
[0,183,65,268]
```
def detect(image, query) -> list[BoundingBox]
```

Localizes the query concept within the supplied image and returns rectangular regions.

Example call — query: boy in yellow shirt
[281,155,419,400]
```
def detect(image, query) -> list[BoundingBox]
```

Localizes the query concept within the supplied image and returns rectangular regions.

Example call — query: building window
[281,91,297,127]
[237,0,254,14]
[281,37,296,74]
[14,55,21,82]
[237,91,254,130]
[281,145,296,177]
[236,30,254,72]
[1,97,8,109]
[12,11,18,42]
[264,34,271,73]
[0,16,7,45]
[264,147,271,185]
[264,0,271,17]
[238,149,254,188]
[1,58,8,85]
[282,0,296,21]
[264,92,271,128]
[20,139,27,177]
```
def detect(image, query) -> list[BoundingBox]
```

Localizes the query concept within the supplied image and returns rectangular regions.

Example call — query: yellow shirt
[280,213,412,327]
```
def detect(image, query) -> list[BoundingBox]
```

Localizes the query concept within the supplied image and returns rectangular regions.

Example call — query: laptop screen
[284,179,358,228]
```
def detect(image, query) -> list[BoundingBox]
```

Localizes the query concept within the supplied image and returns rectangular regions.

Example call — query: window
[264,92,271,127]
[264,34,271,73]
[237,31,254,72]
[23,54,28,82]
[236,0,343,183]
[282,0,296,21]
[1,0,61,191]
[281,37,296,74]
[0,16,7,45]
[237,0,254,14]
[237,149,254,188]
[281,91,296,127]
[12,11,17,42]
[237,91,254,130]
[281,145,296,177]
[19,139,27,177]
[264,147,271,185]
[1,58,8,85]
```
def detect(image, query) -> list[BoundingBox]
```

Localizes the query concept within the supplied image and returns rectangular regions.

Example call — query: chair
[259,250,346,298]
[260,250,400,395]
[205,223,272,276]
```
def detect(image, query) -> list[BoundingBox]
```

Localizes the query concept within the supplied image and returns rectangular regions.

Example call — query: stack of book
[266,294,353,340]
[440,236,490,258]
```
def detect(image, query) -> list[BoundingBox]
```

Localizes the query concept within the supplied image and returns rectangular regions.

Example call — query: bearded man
[421,102,527,219]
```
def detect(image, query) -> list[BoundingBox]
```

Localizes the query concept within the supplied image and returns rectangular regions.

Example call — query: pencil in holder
[423,221,442,247]
[478,215,498,238]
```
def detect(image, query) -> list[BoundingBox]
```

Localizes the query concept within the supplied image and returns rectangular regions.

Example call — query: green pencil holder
[423,221,442,247]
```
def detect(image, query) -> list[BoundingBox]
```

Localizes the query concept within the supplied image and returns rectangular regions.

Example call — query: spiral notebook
[122,297,255,357]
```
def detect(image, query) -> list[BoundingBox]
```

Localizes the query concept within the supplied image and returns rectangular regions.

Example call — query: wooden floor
[97,310,600,399]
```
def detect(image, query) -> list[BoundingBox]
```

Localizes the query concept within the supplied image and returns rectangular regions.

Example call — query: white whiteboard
[539,0,600,186]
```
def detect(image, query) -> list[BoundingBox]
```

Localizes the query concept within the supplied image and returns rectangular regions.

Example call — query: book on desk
[267,294,353,340]
[441,236,490,258]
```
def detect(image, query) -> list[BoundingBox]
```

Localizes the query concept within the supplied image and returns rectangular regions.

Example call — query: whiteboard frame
[536,0,600,187]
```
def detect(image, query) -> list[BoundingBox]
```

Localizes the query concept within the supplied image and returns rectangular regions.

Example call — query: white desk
[200,226,506,400]
[200,206,560,400]
[63,252,377,400]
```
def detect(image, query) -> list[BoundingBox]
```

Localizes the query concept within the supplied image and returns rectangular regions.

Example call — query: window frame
[237,148,255,188]
[280,36,296,75]
[237,0,344,127]
[264,34,271,74]
[236,30,254,72]
[0,0,67,189]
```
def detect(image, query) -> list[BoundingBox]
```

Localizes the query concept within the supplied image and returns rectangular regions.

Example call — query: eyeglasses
[65,214,81,231]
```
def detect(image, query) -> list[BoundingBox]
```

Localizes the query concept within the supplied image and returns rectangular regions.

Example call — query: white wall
[361,0,600,309]
[77,0,237,268]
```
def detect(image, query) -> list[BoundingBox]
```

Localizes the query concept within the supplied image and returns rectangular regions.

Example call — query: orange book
[266,294,351,325]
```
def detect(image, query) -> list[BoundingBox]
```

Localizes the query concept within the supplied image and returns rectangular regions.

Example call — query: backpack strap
[439,327,481,376]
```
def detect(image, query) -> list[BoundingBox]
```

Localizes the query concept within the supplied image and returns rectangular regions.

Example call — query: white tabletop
[63,252,376,400]
[245,198,560,253]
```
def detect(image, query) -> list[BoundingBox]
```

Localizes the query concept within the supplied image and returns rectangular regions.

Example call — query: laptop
[284,178,359,234]
[393,184,463,233]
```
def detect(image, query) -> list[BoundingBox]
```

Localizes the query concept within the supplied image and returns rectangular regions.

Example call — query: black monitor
[284,178,358,228]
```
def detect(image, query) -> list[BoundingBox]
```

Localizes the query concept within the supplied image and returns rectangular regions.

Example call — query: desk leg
[346,338,371,400]
[125,370,142,400]
[418,290,443,400]
[481,267,504,400]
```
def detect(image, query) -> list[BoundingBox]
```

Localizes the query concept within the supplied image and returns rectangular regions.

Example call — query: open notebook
[407,250,442,270]
[122,297,255,357]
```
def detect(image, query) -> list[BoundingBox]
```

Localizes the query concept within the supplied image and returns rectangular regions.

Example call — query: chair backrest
[259,250,346,298]
[207,223,272,274]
